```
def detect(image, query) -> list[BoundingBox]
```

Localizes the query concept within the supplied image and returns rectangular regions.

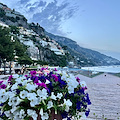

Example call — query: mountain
[46,32,120,66]
[0,2,120,67]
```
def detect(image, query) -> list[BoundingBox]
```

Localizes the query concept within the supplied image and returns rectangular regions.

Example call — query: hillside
[0,3,74,67]
[46,32,120,66]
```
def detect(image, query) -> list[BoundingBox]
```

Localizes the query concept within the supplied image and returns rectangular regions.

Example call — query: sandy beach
[76,73,120,120]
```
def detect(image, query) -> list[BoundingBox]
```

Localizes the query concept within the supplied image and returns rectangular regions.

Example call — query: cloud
[28,0,78,35]
[0,0,79,35]
[19,0,31,4]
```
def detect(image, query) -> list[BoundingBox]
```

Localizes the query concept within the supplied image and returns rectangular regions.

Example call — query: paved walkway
[76,73,120,120]
[0,75,9,80]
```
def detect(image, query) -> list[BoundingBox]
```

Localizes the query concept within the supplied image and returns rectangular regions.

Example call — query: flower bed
[0,68,91,120]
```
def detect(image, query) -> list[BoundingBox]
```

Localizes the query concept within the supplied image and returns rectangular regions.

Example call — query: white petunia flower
[64,74,79,93]
[55,70,62,74]
[20,90,28,99]
[19,109,26,119]
[13,113,21,120]
[8,98,13,106]
[8,91,16,99]
[32,114,38,120]
[21,80,28,86]
[26,83,37,91]
[41,112,49,120]
[65,106,69,112]
[61,74,67,80]
[40,108,43,116]
[0,89,6,95]
[20,76,26,80]
[8,97,21,107]
[11,83,18,91]
[12,74,19,78]
[47,101,53,109]
[27,109,38,120]
[27,78,32,82]
[37,88,48,100]
[15,77,22,84]
[4,110,13,119]
[68,86,74,94]
[80,81,87,88]
[50,92,57,100]
[11,106,19,113]
[27,109,34,115]
[12,110,21,120]
[30,97,38,107]
[57,93,63,99]
[4,110,11,117]
[0,94,8,103]
[45,79,50,84]
[62,99,72,112]
[27,93,37,101]
[63,99,72,107]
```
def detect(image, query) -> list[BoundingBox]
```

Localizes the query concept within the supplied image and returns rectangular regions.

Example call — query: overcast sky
[1,0,120,60]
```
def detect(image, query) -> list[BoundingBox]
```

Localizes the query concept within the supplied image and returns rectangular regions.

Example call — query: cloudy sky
[1,0,120,60]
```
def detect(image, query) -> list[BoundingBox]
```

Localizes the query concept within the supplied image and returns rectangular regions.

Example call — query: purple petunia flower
[85,109,90,117]
[25,75,28,78]
[16,89,20,94]
[86,93,91,105]
[30,71,37,76]
[36,82,47,89]
[76,101,82,110]
[52,74,58,82]
[76,77,80,83]
[54,68,57,71]
[61,111,68,119]
[8,75,13,81]
[0,103,4,106]
[41,67,45,71]
[0,84,6,89]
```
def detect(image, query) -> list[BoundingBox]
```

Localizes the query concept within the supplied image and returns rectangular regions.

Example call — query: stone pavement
[0,75,9,80]
[76,73,120,120]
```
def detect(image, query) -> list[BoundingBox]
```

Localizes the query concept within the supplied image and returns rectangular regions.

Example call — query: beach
[76,73,120,119]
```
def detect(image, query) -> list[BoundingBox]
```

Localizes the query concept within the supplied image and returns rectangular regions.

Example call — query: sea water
[81,65,120,73]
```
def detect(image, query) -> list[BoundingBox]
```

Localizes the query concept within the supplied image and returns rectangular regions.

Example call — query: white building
[50,48,64,55]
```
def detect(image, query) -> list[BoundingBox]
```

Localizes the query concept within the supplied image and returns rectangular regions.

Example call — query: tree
[17,55,33,66]
[10,25,19,35]
[0,8,5,17]
[0,26,14,74]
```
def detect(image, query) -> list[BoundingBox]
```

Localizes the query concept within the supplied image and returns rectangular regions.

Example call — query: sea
[81,65,120,73]
[62,65,120,73]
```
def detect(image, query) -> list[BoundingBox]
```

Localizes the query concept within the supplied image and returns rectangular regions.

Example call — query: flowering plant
[0,68,91,120]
